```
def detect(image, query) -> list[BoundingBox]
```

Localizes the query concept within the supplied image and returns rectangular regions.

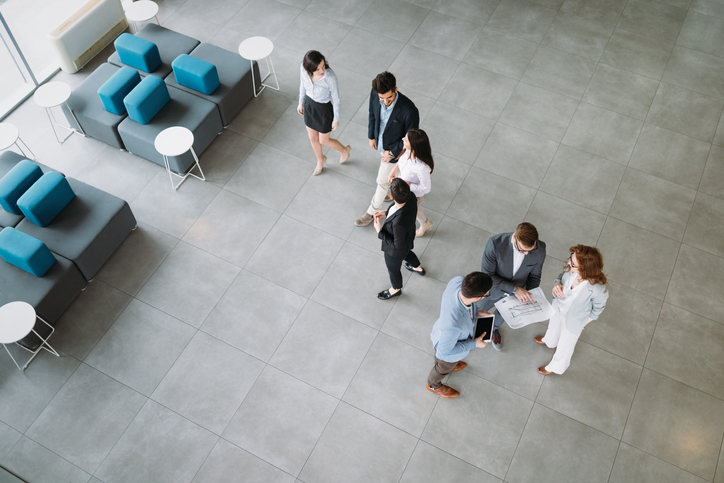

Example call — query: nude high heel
[314,155,327,176]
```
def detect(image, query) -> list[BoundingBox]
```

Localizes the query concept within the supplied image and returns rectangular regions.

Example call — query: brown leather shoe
[534,335,546,345]
[426,384,460,398]
[453,361,466,371]
[537,366,553,375]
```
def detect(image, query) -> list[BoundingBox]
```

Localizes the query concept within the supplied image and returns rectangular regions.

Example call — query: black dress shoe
[377,289,402,300]
[403,262,426,276]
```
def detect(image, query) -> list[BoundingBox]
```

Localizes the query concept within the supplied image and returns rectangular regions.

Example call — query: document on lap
[494,287,553,329]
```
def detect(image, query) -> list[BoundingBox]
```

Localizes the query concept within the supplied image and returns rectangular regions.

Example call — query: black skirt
[303,95,333,134]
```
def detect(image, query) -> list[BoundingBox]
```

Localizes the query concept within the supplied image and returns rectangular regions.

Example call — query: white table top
[154,126,194,157]
[238,36,274,61]
[33,82,72,108]
[125,0,159,21]
[0,301,36,344]
[0,123,19,151]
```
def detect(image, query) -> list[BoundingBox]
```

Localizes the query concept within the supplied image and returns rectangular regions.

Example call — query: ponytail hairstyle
[302,50,329,77]
[406,128,434,174]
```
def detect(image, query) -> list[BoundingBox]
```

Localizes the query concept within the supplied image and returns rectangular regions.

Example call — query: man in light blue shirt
[427,272,493,398]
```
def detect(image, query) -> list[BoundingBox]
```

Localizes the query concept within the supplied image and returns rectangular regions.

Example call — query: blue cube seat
[0,227,55,277]
[17,172,75,228]
[172,54,220,95]
[114,33,162,73]
[124,75,170,125]
[0,152,61,228]
[0,159,43,215]
[97,67,141,115]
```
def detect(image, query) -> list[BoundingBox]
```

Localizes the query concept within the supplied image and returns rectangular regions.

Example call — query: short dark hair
[302,50,329,77]
[390,178,410,204]
[515,222,539,248]
[461,272,493,298]
[372,71,396,94]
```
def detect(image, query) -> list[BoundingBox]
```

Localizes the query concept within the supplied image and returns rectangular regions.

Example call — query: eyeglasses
[513,237,535,255]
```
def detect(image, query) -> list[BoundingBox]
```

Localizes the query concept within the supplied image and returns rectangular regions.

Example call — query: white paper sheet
[493,287,553,329]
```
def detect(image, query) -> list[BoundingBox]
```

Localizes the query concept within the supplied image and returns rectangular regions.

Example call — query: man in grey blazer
[480,222,546,351]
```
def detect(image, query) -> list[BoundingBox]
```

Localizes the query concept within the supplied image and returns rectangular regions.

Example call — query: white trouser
[542,314,581,374]
[415,194,428,225]
[366,160,396,215]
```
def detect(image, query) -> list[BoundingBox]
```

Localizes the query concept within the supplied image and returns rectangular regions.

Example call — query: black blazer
[368,90,420,160]
[378,193,418,259]
[480,232,547,303]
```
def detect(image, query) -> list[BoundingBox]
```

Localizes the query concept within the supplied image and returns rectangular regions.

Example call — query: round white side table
[125,0,160,33]
[0,301,59,371]
[238,36,280,97]
[154,126,205,190]
[33,81,85,144]
[0,123,35,160]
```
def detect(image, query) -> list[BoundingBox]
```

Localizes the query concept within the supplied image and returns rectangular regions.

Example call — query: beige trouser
[366,160,397,215]
[416,194,428,226]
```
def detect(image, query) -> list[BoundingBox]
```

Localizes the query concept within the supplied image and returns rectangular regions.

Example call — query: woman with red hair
[535,245,608,375]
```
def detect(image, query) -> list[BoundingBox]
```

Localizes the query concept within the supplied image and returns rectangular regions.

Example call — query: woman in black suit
[374,178,426,300]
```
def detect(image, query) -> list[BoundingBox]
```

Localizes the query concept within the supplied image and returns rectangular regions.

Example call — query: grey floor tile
[0,421,21,462]
[330,66,375,121]
[610,168,696,241]
[542,12,614,61]
[609,443,710,483]
[259,102,327,164]
[266,43,304,99]
[304,0,374,25]
[201,270,307,362]
[597,218,680,299]
[223,365,337,476]
[701,145,724,199]
[524,191,607,261]
[562,102,643,165]
[422,152,470,214]
[151,332,264,435]
[646,303,724,399]
[463,28,538,80]
[667,244,724,324]
[343,333,437,436]
[95,222,178,297]
[628,124,710,189]
[225,90,293,142]
[421,370,533,478]
[95,400,218,483]
[474,123,558,188]
[600,27,674,80]
[433,0,500,26]
[579,281,662,365]
[439,63,518,120]
[84,299,196,396]
[617,0,687,43]
[522,46,597,100]
[715,107,724,146]
[299,402,417,483]
[583,63,659,120]
[226,0,301,41]
[539,145,625,214]
[408,11,482,61]
[269,301,377,397]
[691,0,724,19]
[326,121,385,187]
[506,404,619,483]
[329,28,405,78]
[25,364,145,473]
[717,443,724,483]
[191,439,295,483]
[355,0,429,43]
[663,46,724,100]
[176,0,244,26]
[2,437,90,483]
[499,82,580,142]
[536,341,641,438]
[245,216,344,297]
[51,281,132,361]
[311,243,395,329]
[30,130,107,180]
[622,369,724,481]
[447,167,537,234]
[486,0,558,43]
[197,130,258,188]
[465,322,547,400]
[136,242,240,327]
[647,82,724,144]
[276,11,351,54]
[421,102,494,164]
[163,11,222,43]
[560,0,627,26]
[678,11,724,59]
[389,44,460,99]
[400,441,502,483]
[183,190,280,267]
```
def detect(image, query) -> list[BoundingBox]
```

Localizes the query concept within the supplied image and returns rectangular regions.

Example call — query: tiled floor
[2,0,724,481]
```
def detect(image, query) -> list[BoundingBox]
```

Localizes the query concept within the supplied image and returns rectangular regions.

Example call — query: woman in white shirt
[388,128,434,237]
[535,245,609,375]
[297,50,351,176]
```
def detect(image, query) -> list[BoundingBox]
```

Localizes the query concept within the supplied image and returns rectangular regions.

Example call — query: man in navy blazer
[355,71,420,227]
[480,223,546,351]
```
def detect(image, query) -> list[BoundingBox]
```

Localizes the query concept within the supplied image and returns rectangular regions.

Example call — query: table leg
[15,136,35,160]
[2,343,25,371]
[163,149,206,191]
[261,56,280,92]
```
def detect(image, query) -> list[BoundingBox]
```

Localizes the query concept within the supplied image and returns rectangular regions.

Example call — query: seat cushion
[0,159,43,215]
[17,172,75,227]
[0,152,61,228]
[171,54,220,95]
[114,33,162,73]
[124,75,170,125]
[97,66,142,115]
[0,227,55,277]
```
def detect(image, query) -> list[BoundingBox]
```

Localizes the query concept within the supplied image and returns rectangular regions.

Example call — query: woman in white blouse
[535,245,609,375]
[297,50,351,176]
[387,128,434,237]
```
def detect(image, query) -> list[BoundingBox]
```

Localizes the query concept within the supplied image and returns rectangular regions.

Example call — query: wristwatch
[513,287,518,293]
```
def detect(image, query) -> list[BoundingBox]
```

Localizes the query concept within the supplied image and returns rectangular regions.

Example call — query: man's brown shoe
[453,361,466,371]
[534,335,546,345]
[355,213,373,227]
[537,366,553,375]
[426,384,460,398]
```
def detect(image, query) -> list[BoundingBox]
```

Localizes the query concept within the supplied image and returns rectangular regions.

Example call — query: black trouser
[384,250,420,290]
